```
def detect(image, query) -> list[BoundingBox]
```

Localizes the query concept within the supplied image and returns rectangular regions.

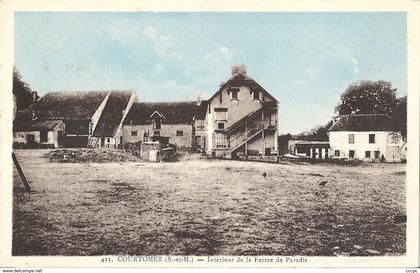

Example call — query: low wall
[140,142,160,161]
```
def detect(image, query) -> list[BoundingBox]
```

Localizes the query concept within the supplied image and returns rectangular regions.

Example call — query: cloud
[218,46,232,60]
[351,57,359,74]
[144,26,157,40]
[304,68,319,77]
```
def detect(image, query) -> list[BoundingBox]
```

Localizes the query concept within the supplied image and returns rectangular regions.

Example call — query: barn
[13,90,137,148]
[122,101,207,150]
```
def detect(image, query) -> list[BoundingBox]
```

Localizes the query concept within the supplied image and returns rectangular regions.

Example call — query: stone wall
[140,142,160,161]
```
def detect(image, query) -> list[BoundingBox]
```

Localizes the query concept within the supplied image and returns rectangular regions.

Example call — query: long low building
[328,114,406,162]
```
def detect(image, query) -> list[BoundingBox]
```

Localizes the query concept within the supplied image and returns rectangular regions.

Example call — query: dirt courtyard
[12,149,406,256]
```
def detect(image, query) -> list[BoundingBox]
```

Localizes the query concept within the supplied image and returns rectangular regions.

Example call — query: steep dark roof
[196,100,208,120]
[34,91,109,120]
[328,114,395,132]
[123,101,205,125]
[92,91,133,137]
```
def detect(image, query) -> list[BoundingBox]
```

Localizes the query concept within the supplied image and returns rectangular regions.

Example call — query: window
[229,88,239,101]
[335,150,340,157]
[154,130,160,136]
[231,90,238,100]
[215,133,227,148]
[218,123,225,130]
[374,151,380,159]
[40,130,48,143]
[253,90,259,100]
[154,119,161,129]
[107,138,110,143]
[365,151,371,158]
[349,150,355,158]
[348,134,354,144]
[219,93,223,103]
[369,134,375,143]
[131,131,138,136]
[27,134,35,143]
[176,130,183,136]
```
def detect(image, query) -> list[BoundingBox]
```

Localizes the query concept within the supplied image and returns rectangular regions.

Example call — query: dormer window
[153,119,161,130]
[150,111,164,130]
[229,88,239,101]
[253,90,259,100]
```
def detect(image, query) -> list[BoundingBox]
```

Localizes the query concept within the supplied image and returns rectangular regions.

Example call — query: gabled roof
[208,72,278,104]
[92,91,134,137]
[123,101,207,125]
[328,114,396,132]
[33,91,110,120]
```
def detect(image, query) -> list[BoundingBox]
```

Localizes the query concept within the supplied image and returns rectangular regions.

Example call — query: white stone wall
[329,131,392,160]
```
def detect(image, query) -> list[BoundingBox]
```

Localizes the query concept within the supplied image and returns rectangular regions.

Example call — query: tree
[393,96,407,141]
[335,80,398,116]
[13,68,37,110]
[297,120,333,141]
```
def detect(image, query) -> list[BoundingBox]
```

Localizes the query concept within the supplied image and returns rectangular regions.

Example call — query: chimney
[196,93,201,106]
[231,64,247,77]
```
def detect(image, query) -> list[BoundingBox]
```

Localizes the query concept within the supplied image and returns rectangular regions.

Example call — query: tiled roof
[328,114,395,132]
[123,101,206,125]
[33,91,110,120]
[13,119,62,132]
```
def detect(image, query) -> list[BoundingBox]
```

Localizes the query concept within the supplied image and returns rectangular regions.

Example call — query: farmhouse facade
[206,65,278,158]
[122,101,207,149]
[328,114,406,162]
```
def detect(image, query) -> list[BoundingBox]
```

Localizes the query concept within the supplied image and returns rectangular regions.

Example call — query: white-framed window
[229,88,239,101]
[218,122,225,130]
[153,119,161,129]
[348,134,354,144]
[176,130,183,136]
[131,131,138,136]
[335,150,340,157]
[365,151,371,158]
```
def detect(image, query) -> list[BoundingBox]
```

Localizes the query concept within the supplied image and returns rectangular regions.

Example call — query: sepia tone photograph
[10,11,409,258]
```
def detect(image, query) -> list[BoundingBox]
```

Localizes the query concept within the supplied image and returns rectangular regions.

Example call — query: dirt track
[13,149,406,256]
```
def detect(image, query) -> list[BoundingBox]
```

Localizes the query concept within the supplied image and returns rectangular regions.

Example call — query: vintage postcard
[0,0,419,269]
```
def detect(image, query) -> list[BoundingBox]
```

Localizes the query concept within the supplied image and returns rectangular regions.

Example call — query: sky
[14,12,407,134]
